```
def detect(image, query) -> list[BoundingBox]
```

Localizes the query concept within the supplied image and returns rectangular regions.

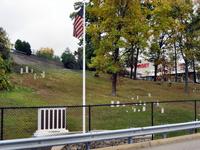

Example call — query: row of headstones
[20,66,46,79]
[193,88,200,93]
[110,101,165,114]
[129,93,152,101]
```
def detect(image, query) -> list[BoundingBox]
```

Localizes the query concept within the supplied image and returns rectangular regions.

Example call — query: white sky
[0,0,80,56]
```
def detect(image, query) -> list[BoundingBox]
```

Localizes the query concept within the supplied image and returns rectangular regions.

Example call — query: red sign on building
[137,63,149,68]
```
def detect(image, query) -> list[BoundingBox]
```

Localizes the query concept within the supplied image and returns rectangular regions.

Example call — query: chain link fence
[0,100,199,140]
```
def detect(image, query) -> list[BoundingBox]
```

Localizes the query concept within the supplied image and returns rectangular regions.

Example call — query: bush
[0,56,12,91]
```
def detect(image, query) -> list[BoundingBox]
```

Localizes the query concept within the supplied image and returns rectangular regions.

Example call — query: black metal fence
[0,100,199,140]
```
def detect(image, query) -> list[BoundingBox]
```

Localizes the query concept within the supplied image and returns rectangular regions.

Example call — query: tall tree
[0,27,10,59]
[170,0,195,93]
[15,39,32,55]
[88,0,134,96]
[122,0,149,79]
[147,0,175,82]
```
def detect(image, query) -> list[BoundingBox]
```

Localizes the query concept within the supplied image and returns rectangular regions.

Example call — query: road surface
[140,138,200,150]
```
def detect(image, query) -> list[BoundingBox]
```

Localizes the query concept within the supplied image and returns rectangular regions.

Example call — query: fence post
[151,102,154,140]
[1,108,4,140]
[88,105,91,132]
[194,100,197,133]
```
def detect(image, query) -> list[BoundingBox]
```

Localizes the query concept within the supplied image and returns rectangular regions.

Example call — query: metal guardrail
[0,121,200,150]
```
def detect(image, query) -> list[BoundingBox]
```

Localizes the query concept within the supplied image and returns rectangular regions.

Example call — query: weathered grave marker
[25,66,29,73]
[142,106,146,112]
[20,68,23,74]
[161,107,165,114]
[34,73,37,80]
[116,101,120,107]
[110,101,114,107]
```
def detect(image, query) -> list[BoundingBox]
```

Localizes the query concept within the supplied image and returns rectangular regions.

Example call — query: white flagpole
[82,0,86,133]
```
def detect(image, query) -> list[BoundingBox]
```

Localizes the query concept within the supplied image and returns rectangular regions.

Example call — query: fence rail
[0,100,200,140]
[0,121,200,150]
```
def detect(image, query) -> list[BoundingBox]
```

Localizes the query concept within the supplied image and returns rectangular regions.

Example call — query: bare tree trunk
[130,46,134,79]
[184,59,189,94]
[112,47,119,96]
[174,42,178,82]
[112,73,117,96]
[133,47,139,80]
[154,64,158,81]
[193,59,197,83]
[130,65,133,79]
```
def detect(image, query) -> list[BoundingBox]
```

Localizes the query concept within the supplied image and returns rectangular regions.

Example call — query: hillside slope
[11,52,64,69]
[0,67,200,107]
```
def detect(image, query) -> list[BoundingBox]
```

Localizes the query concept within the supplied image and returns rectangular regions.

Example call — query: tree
[36,47,54,59]
[122,0,149,79]
[146,0,175,82]
[0,27,10,59]
[0,27,12,90]
[88,0,134,96]
[170,0,195,93]
[15,39,32,55]
[61,48,76,69]
[74,47,83,69]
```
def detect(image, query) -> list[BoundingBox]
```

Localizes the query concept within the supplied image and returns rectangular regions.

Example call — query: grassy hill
[1,67,200,107]
[1,55,200,140]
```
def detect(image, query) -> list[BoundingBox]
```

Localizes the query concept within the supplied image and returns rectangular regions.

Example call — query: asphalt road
[141,138,200,150]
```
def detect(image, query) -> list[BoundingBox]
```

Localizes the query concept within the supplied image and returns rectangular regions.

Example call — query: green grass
[1,68,200,139]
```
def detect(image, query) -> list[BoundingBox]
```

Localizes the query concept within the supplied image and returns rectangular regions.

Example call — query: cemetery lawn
[1,68,200,140]
[1,68,200,107]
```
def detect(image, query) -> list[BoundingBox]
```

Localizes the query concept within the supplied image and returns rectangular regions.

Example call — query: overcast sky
[0,0,80,56]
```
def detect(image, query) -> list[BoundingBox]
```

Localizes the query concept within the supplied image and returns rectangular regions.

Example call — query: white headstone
[31,69,34,73]
[136,96,139,100]
[111,101,114,107]
[25,66,29,73]
[34,73,37,80]
[116,101,120,107]
[133,108,136,112]
[156,102,160,107]
[131,97,134,100]
[122,104,126,107]
[41,71,46,78]
[148,93,152,97]
[138,109,141,112]
[20,68,23,74]
[161,107,164,114]
[142,106,146,112]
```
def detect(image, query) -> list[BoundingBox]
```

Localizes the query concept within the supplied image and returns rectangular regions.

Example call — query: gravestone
[148,93,152,97]
[25,66,29,73]
[161,107,165,114]
[116,101,120,107]
[142,106,146,112]
[41,71,46,78]
[110,101,114,107]
[34,108,68,137]
[34,73,37,80]
[31,69,34,73]
[20,68,23,74]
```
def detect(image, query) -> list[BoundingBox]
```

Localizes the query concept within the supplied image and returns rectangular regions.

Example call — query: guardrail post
[85,142,90,150]
[194,100,197,133]
[162,133,167,139]
[88,105,91,132]
[151,102,154,140]
[1,108,4,140]
[128,137,132,144]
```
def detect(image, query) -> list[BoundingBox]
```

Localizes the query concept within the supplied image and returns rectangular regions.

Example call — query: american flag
[73,7,83,39]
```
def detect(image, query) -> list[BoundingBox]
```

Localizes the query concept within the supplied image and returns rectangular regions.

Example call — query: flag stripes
[73,7,83,39]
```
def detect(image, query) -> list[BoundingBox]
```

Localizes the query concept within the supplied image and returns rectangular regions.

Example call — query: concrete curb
[94,133,200,150]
